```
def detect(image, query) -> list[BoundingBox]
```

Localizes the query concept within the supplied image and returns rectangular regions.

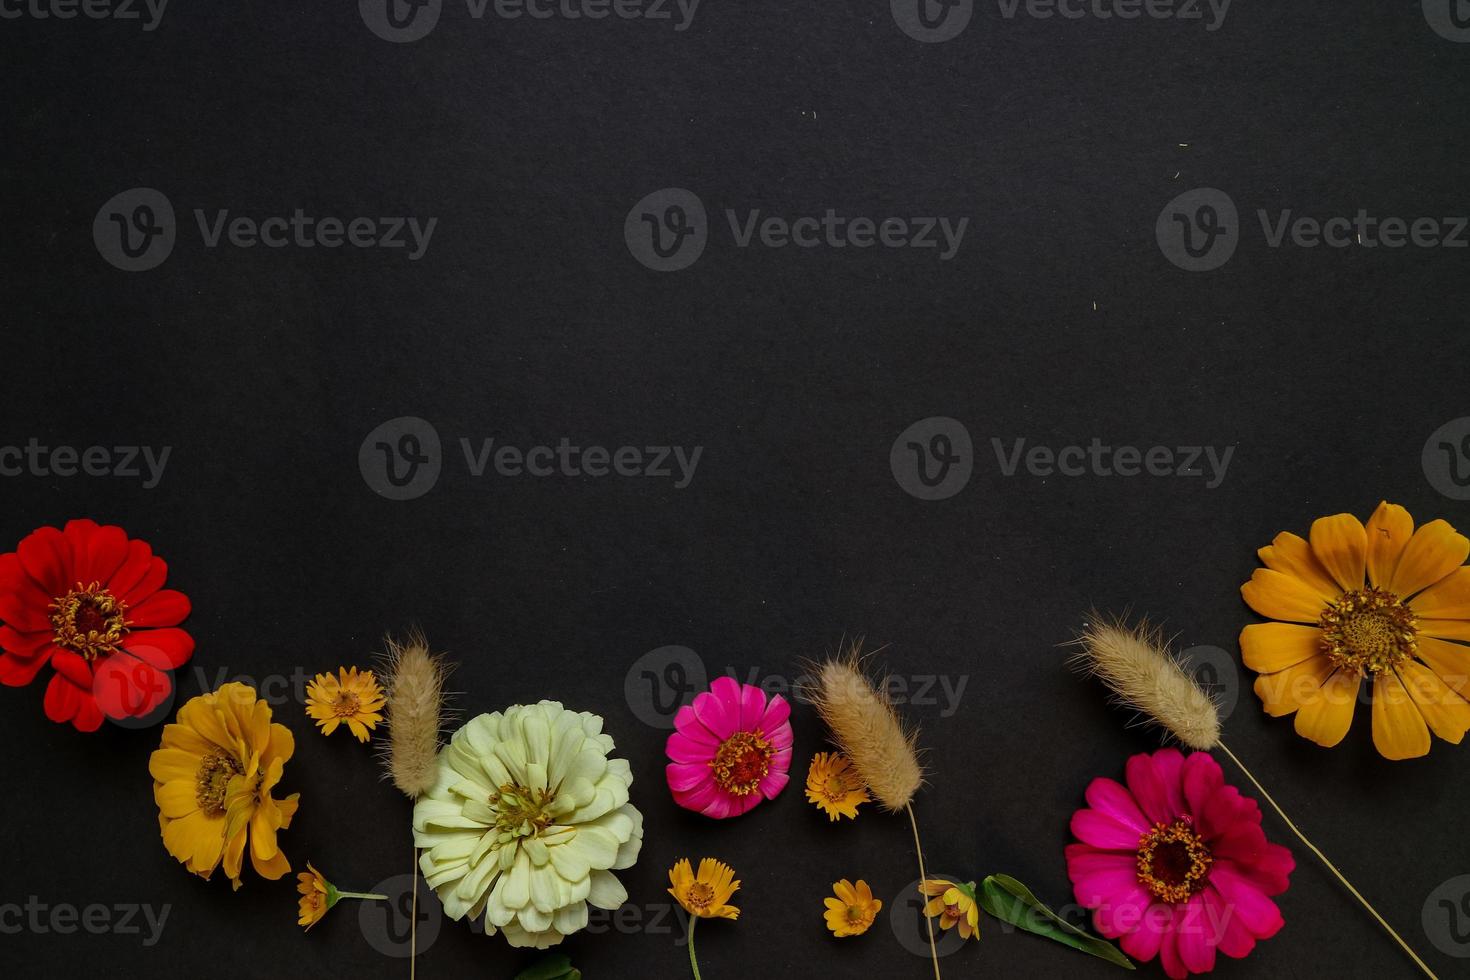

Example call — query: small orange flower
[805,752,870,821]
[296,863,386,931]
[823,879,881,937]
[918,879,980,940]
[305,667,385,741]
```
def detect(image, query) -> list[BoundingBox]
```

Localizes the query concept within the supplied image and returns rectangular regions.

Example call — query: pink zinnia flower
[1066,748,1294,979]
[665,677,793,818]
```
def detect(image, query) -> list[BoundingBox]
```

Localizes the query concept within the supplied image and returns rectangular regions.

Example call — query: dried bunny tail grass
[804,641,925,814]
[378,629,453,801]
[1068,612,1220,751]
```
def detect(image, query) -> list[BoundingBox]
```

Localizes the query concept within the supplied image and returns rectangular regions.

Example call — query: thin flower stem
[410,844,419,980]
[337,891,389,901]
[687,915,702,980]
[1217,741,1440,980]
[905,802,942,980]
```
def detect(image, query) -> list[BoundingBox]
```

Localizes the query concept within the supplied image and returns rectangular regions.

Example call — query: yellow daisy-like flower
[823,878,881,937]
[804,752,870,821]
[296,863,386,931]
[918,879,980,940]
[148,681,300,889]
[1240,501,1470,760]
[305,666,385,742]
[668,858,741,920]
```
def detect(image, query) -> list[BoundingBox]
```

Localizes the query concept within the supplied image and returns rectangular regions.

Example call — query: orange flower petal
[1411,566,1470,619]
[1397,660,1470,745]
[1257,531,1340,603]
[1420,619,1470,642]
[1254,655,1336,716]
[1240,623,1324,673]
[1372,671,1431,760]
[1415,637,1470,700]
[1309,514,1367,593]
[1293,669,1359,747]
[1241,568,1328,624]
[1364,502,1414,589]
[1390,520,1470,598]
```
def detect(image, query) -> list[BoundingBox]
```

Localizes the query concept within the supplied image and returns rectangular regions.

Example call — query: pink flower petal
[671,705,719,746]
[666,762,713,793]
[1072,808,1146,850]
[1208,864,1285,938]
[693,682,740,740]
[1181,751,1224,822]
[1125,751,1183,825]
[1084,776,1149,833]
[761,694,791,732]
[738,683,767,730]
[1118,907,1166,963]
[666,730,715,763]
[1203,885,1256,959]
[1158,923,1188,980]
[766,723,794,751]
[758,770,789,799]
[1174,893,1220,975]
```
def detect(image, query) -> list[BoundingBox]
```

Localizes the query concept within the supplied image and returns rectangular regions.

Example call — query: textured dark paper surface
[3,3,1470,978]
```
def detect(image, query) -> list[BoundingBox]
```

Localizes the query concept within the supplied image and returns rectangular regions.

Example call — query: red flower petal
[119,557,168,607]
[105,539,155,598]
[69,521,129,586]
[0,645,55,687]
[43,672,82,723]
[17,525,72,595]
[120,627,194,669]
[0,624,54,658]
[94,654,172,721]
[49,648,94,688]
[127,589,190,628]
[73,696,105,732]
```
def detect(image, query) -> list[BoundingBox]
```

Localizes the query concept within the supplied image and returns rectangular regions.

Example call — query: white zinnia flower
[413,701,643,948]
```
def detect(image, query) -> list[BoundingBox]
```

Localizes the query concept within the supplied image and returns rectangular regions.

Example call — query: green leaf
[514,953,577,980]
[977,874,1134,971]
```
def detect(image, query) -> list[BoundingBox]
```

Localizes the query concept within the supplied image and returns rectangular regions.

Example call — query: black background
[3,2,1470,978]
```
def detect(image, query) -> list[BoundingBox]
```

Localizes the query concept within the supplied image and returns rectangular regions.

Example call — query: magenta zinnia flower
[1066,748,1294,979]
[665,677,793,818]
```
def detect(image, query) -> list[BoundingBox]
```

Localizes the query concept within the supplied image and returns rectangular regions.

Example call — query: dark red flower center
[710,730,773,796]
[49,582,129,661]
[1136,817,1212,903]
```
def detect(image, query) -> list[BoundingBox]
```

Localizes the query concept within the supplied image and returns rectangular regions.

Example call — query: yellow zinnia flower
[1240,501,1470,760]
[823,878,881,937]
[149,681,300,889]
[804,752,870,821]
[297,863,386,931]
[668,858,740,920]
[305,666,385,741]
[918,879,979,940]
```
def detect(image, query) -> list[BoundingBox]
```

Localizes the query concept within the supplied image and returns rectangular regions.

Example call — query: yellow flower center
[685,881,716,913]
[845,903,873,925]
[49,582,129,661]
[1319,587,1417,675]
[329,691,362,718]
[195,748,244,816]
[823,773,852,800]
[1136,818,1212,904]
[710,730,773,796]
[491,783,557,839]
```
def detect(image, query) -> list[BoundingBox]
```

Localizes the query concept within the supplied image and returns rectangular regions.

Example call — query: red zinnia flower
[0,519,193,731]
[1066,748,1294,979]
